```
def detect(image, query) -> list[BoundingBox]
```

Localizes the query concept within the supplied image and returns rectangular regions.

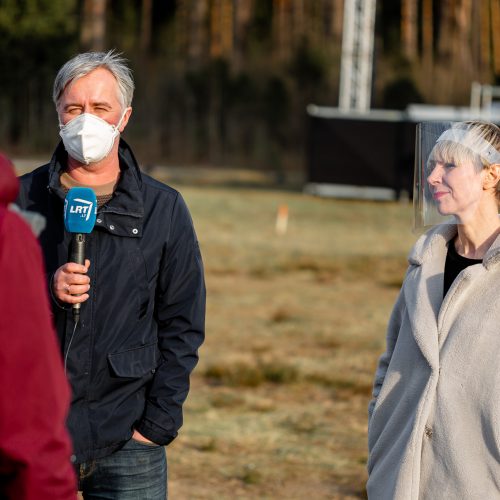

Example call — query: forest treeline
[0,0,499,170]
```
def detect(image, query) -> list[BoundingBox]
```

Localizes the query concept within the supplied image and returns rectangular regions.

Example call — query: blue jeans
[78,438,167,499]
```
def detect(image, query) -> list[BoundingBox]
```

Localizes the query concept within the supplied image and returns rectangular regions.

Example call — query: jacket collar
[47,139,144,237]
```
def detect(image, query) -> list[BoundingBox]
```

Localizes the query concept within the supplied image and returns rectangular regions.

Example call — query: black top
[443,240,482,297]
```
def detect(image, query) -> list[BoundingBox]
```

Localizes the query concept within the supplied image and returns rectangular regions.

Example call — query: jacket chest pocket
[108,342,159,378]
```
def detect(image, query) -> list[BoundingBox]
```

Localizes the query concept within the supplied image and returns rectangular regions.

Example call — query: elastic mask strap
[58,117,69,129]
[114,108,129,132]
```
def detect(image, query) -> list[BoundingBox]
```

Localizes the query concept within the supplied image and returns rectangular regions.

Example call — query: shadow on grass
[203,359,373,401]
[208,254,406,289]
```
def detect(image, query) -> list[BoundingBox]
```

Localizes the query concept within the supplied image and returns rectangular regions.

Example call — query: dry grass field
[14,160,416,499]
[153,173,417,499]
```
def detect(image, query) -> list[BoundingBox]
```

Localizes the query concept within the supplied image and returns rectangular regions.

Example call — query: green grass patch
[204,360,300,387]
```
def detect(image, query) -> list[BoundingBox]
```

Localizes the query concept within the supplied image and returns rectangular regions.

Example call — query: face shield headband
[435,127,500,166]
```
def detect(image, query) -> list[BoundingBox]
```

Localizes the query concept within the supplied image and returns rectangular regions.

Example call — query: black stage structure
[305,105,500,201]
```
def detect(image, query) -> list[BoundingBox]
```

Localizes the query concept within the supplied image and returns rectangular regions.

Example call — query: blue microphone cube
[64,187,97,233]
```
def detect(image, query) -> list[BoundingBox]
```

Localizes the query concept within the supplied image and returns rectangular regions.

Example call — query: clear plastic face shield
[413,121,500,231]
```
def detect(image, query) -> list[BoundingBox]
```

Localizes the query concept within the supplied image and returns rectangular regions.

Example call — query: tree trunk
[401,0,418,61]
[273,0,291,60]
[433,0,476,103]
[233,0,253,69]
[220,0,234,56]
[331,0,343,41]
[175,0,189,62]
[188,0,209,66]
[80,0,107,51]
[470,0,482,75]
[456,0,473,72]
[492,0,500,75]
[481,0,492,79]
[422,0,433,70]
[210,0,234,58]
[140,0,153,53]
[293,0,305,44]
[210,0,222,57]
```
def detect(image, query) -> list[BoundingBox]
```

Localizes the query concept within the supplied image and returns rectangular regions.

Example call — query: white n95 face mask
[59,111,126,165]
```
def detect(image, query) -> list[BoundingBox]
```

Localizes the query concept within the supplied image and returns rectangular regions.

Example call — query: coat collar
[408,223,500,269]
[47,139,144,237]
[408,224,456,267]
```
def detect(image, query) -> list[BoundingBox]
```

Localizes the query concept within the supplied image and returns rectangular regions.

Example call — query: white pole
[338,0,377,112]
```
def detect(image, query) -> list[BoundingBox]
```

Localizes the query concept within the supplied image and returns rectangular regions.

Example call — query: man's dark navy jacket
[17,139,206,464]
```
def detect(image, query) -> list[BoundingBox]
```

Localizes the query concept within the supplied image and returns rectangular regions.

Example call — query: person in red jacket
[0,152,76,499]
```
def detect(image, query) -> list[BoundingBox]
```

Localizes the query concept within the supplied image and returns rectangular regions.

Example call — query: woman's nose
[427,165,442,185]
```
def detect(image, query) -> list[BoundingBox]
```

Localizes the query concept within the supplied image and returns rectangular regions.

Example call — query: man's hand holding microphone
[53,259,91,305]
[55,187,96,323]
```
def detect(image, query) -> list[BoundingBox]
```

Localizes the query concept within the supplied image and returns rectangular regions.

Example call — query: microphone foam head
[64,187,97,233]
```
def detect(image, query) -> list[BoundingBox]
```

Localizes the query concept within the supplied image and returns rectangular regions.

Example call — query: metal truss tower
[338,0,377,112]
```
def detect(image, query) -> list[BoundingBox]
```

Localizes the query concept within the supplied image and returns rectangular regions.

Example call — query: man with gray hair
[16,51,206,498]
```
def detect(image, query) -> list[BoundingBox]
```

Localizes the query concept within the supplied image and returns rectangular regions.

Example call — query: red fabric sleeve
[0,208,76,499]
[0,152,19,204]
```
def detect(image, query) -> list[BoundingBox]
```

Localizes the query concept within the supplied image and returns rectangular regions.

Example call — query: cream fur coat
[367,224,500,499]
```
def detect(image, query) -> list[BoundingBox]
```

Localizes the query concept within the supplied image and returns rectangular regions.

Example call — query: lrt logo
[69,198,94,221]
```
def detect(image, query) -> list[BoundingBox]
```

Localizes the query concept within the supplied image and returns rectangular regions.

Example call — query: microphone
[64,187,97,323]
